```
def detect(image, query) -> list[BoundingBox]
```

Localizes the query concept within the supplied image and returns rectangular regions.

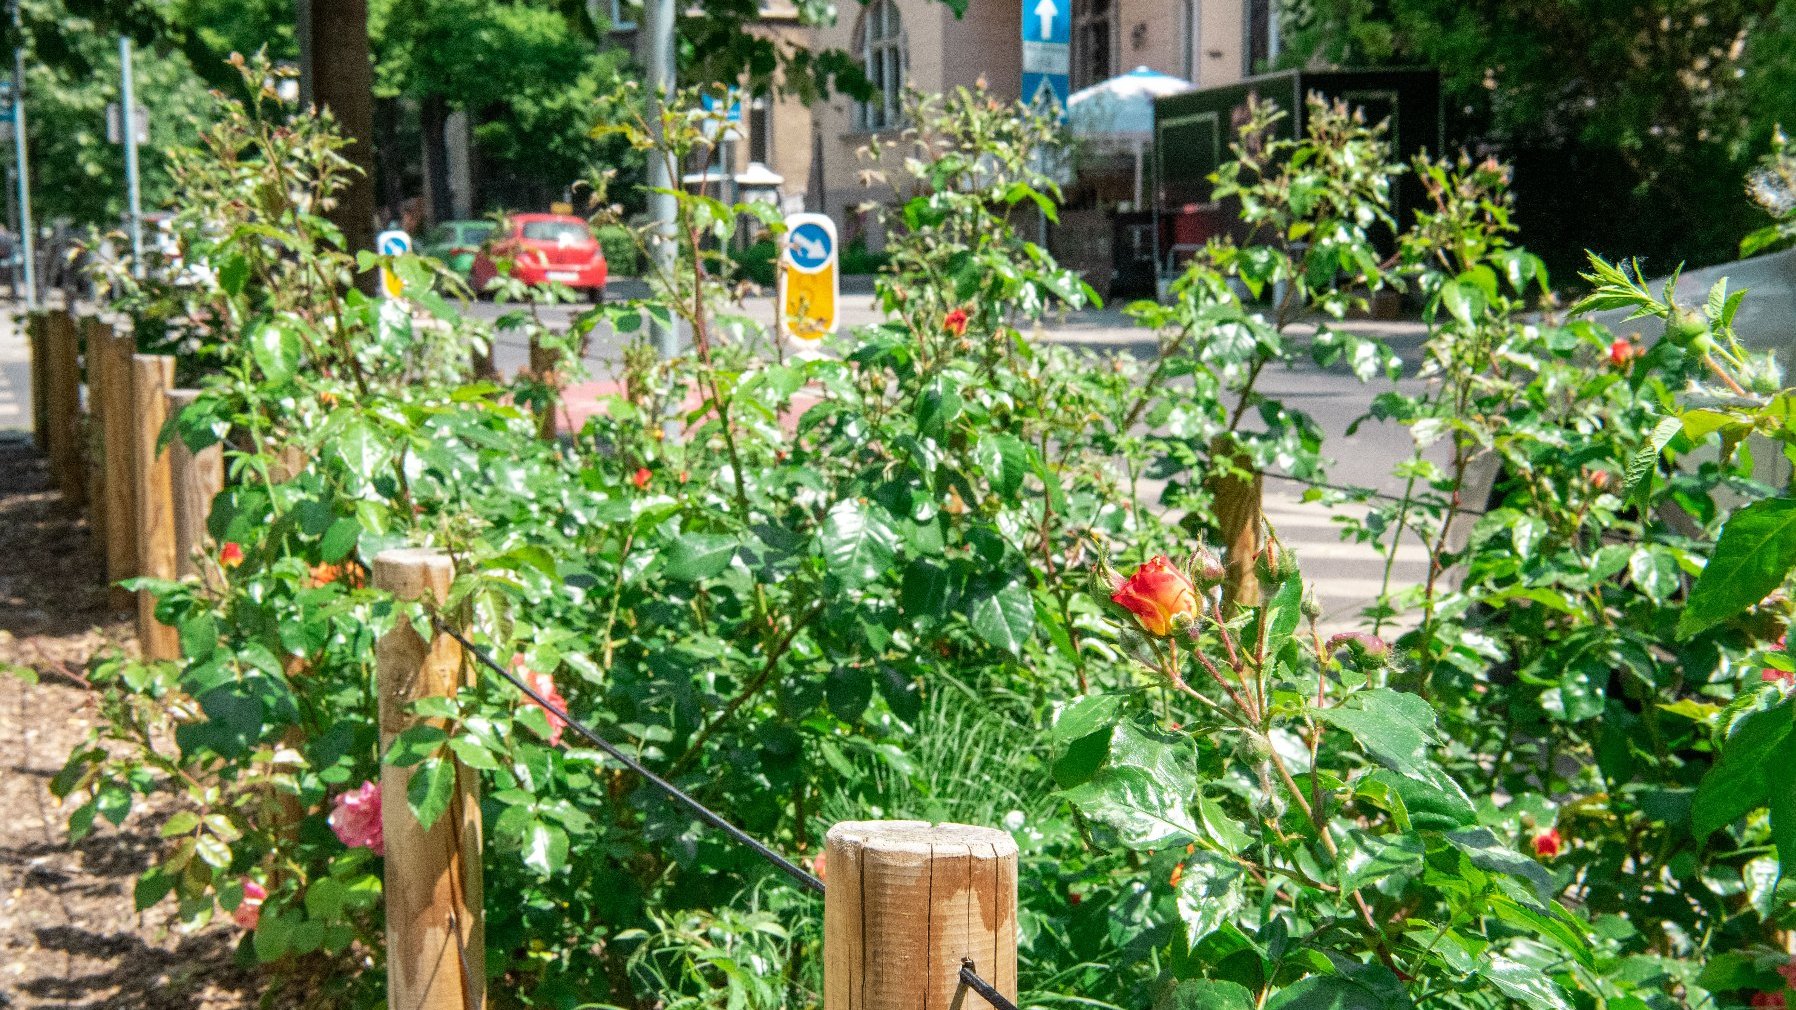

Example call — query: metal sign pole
[11,0,34,308]
[119,36,143,278]
[644,0,677,360]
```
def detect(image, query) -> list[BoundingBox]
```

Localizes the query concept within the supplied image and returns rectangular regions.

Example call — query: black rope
[433,618,826,895]
[960,959,1021,1010]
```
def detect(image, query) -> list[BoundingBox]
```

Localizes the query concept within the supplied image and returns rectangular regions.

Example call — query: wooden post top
[826,820,1020,857]
[373,548,454,603]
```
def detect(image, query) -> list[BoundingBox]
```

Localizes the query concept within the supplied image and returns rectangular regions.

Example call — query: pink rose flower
[233,878,266,930]
[328,779,384,855]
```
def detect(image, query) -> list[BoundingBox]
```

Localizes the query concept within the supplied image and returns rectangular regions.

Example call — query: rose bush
[48,59,1796,1010]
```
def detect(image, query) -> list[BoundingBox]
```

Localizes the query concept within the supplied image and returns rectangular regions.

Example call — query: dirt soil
[0,436,265,1009]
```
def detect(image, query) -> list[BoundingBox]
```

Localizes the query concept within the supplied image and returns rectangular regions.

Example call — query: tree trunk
[421,93,452,226]
[304,0,378,295]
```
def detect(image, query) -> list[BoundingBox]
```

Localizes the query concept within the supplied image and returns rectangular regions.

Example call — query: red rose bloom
[1110,556,1200,637]
[1609,338,1640,368]
[942,308,970,338]
[1532,827,1563,859]
[632,467,651,489]
[219,542,244,569]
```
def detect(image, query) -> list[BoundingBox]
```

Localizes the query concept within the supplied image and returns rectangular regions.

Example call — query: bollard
[372,548,486,1010]
[824,820,1018,1010]
[44,310,85,507]
[165,389,223,581]
[131,353,179,660]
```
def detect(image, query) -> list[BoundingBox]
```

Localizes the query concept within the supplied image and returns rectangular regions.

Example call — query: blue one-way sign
[1021,0,1070,115]
[1026,0,1070,43]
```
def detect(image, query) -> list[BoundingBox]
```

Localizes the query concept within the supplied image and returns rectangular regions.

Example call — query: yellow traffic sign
[779,214,838,342]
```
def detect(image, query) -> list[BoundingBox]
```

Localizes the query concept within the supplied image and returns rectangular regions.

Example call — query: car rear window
[521,221,590,243]
[462,222,496,242]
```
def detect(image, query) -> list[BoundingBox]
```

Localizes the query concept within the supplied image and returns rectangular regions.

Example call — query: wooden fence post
[131,353,180,660]
[372,548,485,1010]
[44,310,85,507]
[96,323,139,611]
[165,389,223,580]
[824,821,1018,1010]
[81,318,107,557]
[27,312,47,451]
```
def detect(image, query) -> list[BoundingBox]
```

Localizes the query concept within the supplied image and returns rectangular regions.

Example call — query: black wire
[433,618,826,895]
[960,959,1021,1010]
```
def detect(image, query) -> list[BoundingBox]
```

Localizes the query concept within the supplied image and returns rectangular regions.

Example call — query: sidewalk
[0,307,28,437]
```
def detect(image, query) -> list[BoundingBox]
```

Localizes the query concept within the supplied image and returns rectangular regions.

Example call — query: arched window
[855,0,906,131]
[1181,0,1200,81]
[1073,0,1116,91]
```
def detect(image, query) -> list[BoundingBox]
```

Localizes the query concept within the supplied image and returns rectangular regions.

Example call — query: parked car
[419,219,498,277]
[468,214,607,299]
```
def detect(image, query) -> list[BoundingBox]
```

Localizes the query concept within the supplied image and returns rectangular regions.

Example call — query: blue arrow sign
[788,220,833,272]
[1023,0,1070,44]
[378,230,412,257]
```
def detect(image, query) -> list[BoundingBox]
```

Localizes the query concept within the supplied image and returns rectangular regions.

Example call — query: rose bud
[233,878,266,930]
[1587,469,1612,491]
[1325,631,1390,666]
[1531,827,1563,859]
[1191,546,1225,586]
[1608,338,1640,368]
[219,542,244,569]
[942,308,970,338]
[1110,556,1201,637]
[632,467,651,489]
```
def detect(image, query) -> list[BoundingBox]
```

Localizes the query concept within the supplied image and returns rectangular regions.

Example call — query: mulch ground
[0,434,265,1009]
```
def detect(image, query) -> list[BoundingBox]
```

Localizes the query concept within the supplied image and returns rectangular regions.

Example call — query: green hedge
[595,224,641,277]
[730,238,889,286]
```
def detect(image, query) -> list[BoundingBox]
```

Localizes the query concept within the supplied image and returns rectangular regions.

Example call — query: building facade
[613,1,1281,244]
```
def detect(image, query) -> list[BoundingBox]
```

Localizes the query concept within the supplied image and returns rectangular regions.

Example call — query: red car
[469,214,607,299]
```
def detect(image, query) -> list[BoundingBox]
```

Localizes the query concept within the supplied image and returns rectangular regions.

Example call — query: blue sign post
[1021,0,1071,113]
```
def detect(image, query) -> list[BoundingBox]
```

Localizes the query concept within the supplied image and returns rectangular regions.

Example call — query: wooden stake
[165,389,223,580]
[372,548,485,1010]
[82,319,107,557]
[824,820,1018,1010]
[27,312,47,451]
[1210,434,1263,612]
[43,310,85,507]
[97,324,139,611]
[131,353,179,661]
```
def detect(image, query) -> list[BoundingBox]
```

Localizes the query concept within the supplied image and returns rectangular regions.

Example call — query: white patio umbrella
[1065,66,1195,207]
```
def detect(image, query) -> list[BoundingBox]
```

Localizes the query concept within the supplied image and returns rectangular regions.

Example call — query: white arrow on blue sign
[1028,0,1070,43]
[787,220,834,272]
[378,230,412,257]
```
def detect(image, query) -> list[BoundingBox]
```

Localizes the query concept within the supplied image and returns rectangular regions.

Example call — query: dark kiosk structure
[1151,69,1442,290]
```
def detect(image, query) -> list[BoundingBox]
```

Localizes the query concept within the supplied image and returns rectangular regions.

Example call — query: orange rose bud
[1111,556,1200,637]
[1609,338,1640,368]
[1532,827,1563,859]
[632,467,651,489]
[220,542,244,569]
[942,308,970,338]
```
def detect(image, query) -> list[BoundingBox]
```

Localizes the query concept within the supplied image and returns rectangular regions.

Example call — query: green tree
[1281,0,1796,275]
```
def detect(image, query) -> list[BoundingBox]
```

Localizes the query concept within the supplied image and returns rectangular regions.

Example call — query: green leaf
[820,500,899,587]
[319,517,362,564]
[521,819,569,876]
[249,319,302,383]
[407,757,457,830]
[1175,854,1246,947]
[1172,979,1255,1010]
[900,559,951,619]
[966,579,1034,655]
[1480,958,1572,1010]
[1446,827,1557,907]
[1060,765,1198,848]
[1769,748,1796,868]
[974,433,1028,498]
[1314,689,1439,780]
[663,532,739,581]
[1692,699,1794,837]
[1679,497,1796,638]
[1265,962,1415,1010]
[159,811,201,837]
[1051,694,1127,746]
[385,724,447,767]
